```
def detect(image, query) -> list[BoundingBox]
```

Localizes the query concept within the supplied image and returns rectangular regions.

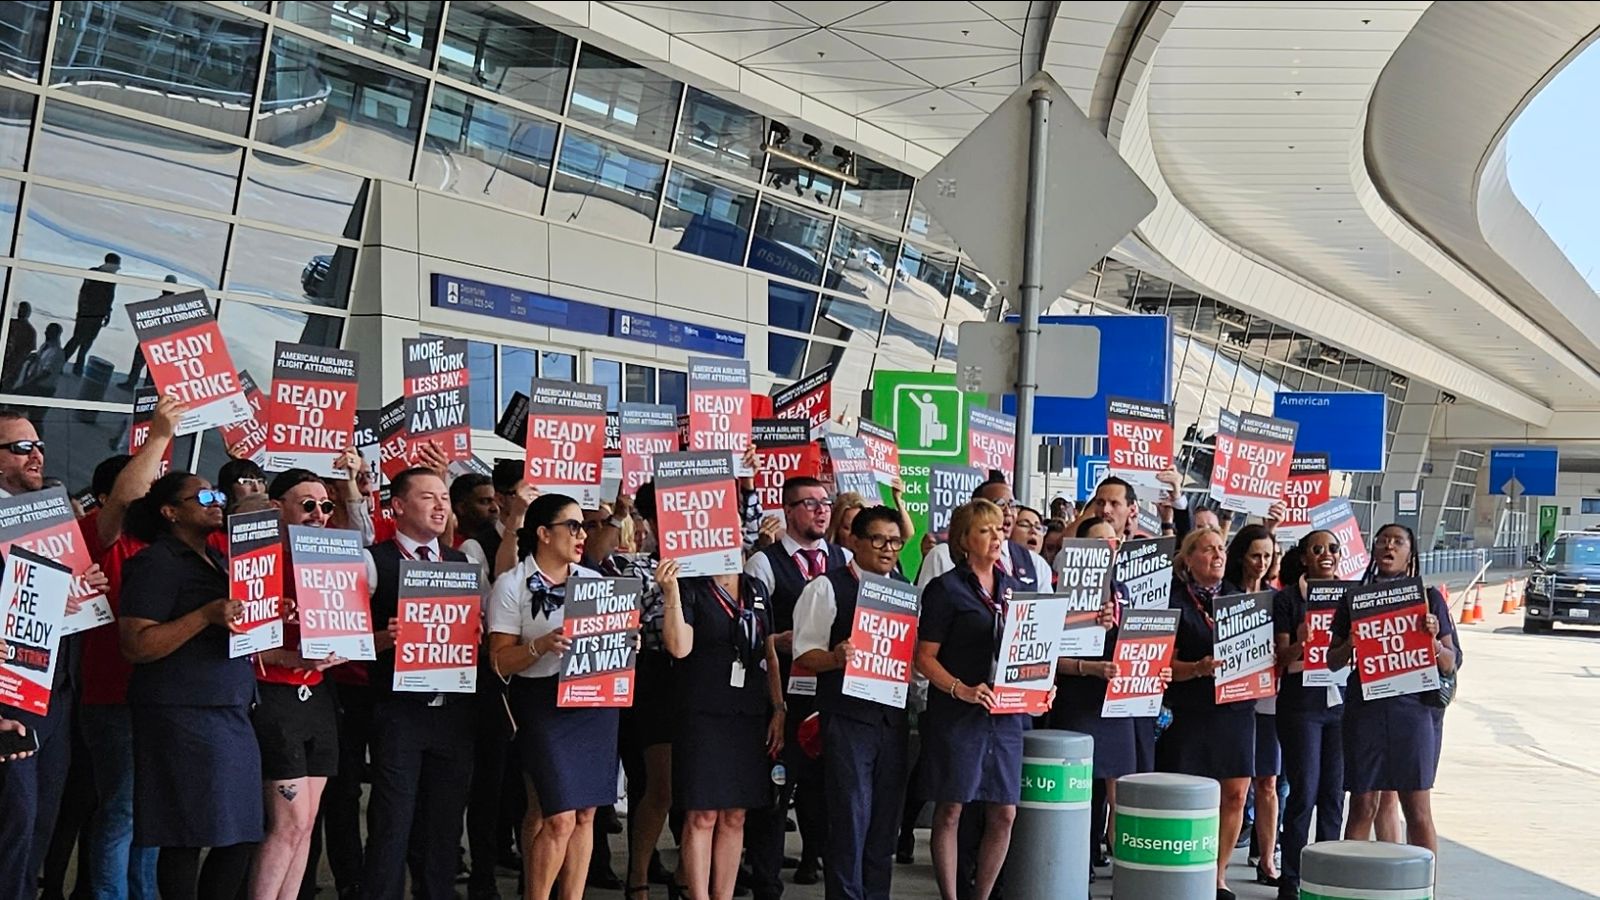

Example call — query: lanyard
[713,582,760,655]
[1184,581,1216,631]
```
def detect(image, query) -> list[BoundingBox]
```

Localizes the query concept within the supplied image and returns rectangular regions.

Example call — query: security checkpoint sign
[1219,412,1298,517]
[1279,453,1331,541]
[264,344,359,478]
[524,379,606,508]
[125,290,253,435]
[871,371,984,575]
[968,406,1016,481]
[1106,397,1173,491]
[687,357,753,476]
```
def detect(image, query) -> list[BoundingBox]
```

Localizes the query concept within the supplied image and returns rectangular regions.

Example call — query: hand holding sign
[205,598,246,632]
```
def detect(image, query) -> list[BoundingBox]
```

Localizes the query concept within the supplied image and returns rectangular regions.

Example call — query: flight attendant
[1158,527,1254,900]
[915,499,1051,900]
[488,493,613,900]
[1225,524,1282,887]
[658,557,783,900]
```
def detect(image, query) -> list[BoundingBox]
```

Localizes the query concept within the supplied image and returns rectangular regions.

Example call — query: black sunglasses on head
[1,440,43,456]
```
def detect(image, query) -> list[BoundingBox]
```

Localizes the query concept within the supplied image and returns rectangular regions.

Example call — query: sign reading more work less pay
[402,337,473,462]
[559,576,641,708]
[126,290,252,436]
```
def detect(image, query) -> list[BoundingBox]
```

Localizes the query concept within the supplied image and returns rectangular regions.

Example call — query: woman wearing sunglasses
[488,492,611,900]
[118,472,258,900]
[1270,530,1347,900]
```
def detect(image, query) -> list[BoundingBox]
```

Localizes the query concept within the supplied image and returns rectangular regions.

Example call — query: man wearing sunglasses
[744,475,853,897]
[791,506,913,900]
[916,473,1050,593]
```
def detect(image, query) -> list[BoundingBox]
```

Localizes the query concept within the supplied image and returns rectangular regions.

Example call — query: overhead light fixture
[1318,348,1343,365]
[764,123,861,186]
[1391,374,1409,391]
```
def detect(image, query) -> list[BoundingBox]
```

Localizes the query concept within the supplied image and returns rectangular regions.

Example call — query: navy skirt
[621,650,676,749]
[131,703,263,848]
[1342,693,1438,793]
[919,703,1028,804]
[1255,713,1282,777]
[1051,706,1139,779]
[1157,702,1256,780]
[674,710,770,811]
[509,676,621,814]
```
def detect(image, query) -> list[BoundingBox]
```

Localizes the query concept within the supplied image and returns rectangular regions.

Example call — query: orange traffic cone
[1457,585,1476,624]
[1470,584,1486,623]
[1515,579,1526,609]
[1501,578,1517,614]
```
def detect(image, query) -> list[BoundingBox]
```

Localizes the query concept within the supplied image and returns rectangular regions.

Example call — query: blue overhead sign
[1078,455,1110,502]
[1002,314,1172,434]
[1273,391,1386,472]
[1488,446,1559,496]
[430,273,745,359]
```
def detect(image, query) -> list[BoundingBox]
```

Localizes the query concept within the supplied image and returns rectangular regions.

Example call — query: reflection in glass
[540,351,574,380]
[545,132,664,243]
[0,86,32,169]
[879,312,942,363]
[466,339,495,430]
[891,244,956,321]
[568,45,681,150]
[418,85,556,213]
[10,400,194,497]
[216,297,344,401]
[907,194,957,251]
[500,346,534,412]
[768,333,806,381]
[768,283,817,334]
[659,369,686,415]
[838,158,912,230]
[259,34,425,179]
[824,224,896,305]
[228,226,356,308]
[438,2,573,113]
[655,167,755,265]
[593,358,621,411]
[51,2,265,134]
[277,2,441,66]
[814,295,883,347]
[677,88,763,180]
[749,199,830,285]
[0,178,17,255]
[806,342,873,399]
[34,102,242,213]
[951,262,1001,321]
[765,126,846,208]
[21,185,228,287]
[624,363,656,404]
[0,1,49,83]
[239,151,371,238]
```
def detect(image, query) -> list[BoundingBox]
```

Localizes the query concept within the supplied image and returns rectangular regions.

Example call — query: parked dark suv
[1523,532,1600,633]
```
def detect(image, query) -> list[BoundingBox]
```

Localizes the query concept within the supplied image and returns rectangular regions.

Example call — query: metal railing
[1418,545,1531,577]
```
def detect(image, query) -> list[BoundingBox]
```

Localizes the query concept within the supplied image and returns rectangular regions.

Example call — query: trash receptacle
[75,355,115,422]
[1301,840,1434,899]
[1008,729,1093,900]
[1112,772,1219,900]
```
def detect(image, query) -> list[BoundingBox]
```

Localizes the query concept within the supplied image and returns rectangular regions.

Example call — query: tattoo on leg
[277,783,298,802]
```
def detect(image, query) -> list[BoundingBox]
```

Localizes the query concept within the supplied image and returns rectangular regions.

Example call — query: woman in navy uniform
[915,498,1052,900]
[1157,526,1253,900]
[659,558,784,900]
[1225,523,1283,887]
[1272,529,1346,900]
[1329,524,1457,857]
[488,493,611,900]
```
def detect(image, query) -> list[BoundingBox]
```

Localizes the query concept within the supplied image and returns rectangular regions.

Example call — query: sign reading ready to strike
[653,452,742,577]
[1348,577,1438,701]
[858,419,899,488]
[524,379,606,508]
[688,358,752,475]
[1301,581,1350,688]
[288,526,374,661]
[1310,499,1369,581]
[128,386,172,476]
[1219,412,1298,517]
[619,403,680,497]
[968,407,1015,480]
[227,508,284,659]
[772,363,833,439]
[1106,397,1173,490]
[752,419,817,515]
[842,573,920,709]
[219,370,269,467]
[1102,608,1180,717]
[1279,453,1330,541]
[265,343,359,478]
[126,290,252,435]
[393,561,481,694]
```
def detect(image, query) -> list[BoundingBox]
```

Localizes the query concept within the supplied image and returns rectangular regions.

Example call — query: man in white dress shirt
[916,474,1050,591]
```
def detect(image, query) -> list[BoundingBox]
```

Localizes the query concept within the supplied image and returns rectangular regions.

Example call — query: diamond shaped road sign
[918,72,1157,306]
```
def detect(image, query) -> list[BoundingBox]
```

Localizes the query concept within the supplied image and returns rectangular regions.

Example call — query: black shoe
[601,806,624,835]
[590,867,625,890]
[781,855,800,870]
[1277,884,1300,900]
[1218,889,1237,900]
[793,861,820,886]
[1255,864,1281,887]
[649,852,673,885]
[896,848,914,865]
[1092,851,1110,868]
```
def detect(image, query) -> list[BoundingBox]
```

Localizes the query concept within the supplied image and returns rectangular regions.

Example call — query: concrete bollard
[1112,772,1220,900]
[1301,841,1435,899]
[1008,729,1094,900]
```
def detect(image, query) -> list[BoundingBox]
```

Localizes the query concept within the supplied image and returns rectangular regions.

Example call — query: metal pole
[1014,88,1051,504]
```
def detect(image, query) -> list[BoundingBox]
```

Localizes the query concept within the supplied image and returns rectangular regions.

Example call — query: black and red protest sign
[992,592,1068,715]
[1310,499,1369,581]
[125,289,251,435]
[0,547,73,715]
[823,434,878,499]
[1107,397,1174,491]
[377,398,409,481]
[352,407,386,502]
[1219,412,1297,517]
[929,464,986,540]
[772,362,835,439]
[0,487,112,635]
[402,337,472,462]
[1117,537,1175,609]
[688,358,752,474]
[1053,539,1115,657]
[857,419,899,488]
[968,407,1015,480]
[218,370,268,467]
[1101,608,1181,718]
[524,379,606,508]
[1279,453,1330,540]
[653,451,742,577]
[841,573,919,708]
[228,508,284,659]
[1209,410,1238,504]
[559,575,641,707]
[1213,591,1276,703]
[1302,580,1350,688]
[753,419,817,514]
[496,391,530,447]
[264,343,359,477]
[288,525,374,661]
[128,386,172,476]
[619,403,681,497]
[1348,577,1438,701]
[393,561,481,694]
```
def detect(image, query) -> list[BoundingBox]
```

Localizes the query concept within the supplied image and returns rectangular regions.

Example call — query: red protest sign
[1301,581,1350,688]
[1279,453,1331,540]
[1220,412,1298,517]
[857,419,899,487]
[393,561,481,694]
[559,576,641,707]
[968,407,1015,480]
[1348,578,1439,701]
[402,337,472,462]
[619,403,680,497]
[128,386,172,476]
[288,525,375,661]
[1310,500,1369,580]
[992,592,1068,715]
[688,358,752,474]
[0,547,73,715]
[842,573,919,709]
[653,452,742,577]
[525,379,607,508]
[265,343,359,478]
[1101,609,1181,717]
[772,363,834,439]
[228,508,284,659]
[0,488,112,635]
[1107,397,1174,491]
[377,398,409,481]
[752,419,817,514]
[1213,591,1276,703]
[125,289,252,435]
[1209,410,1238,504]
[218,370,268,467]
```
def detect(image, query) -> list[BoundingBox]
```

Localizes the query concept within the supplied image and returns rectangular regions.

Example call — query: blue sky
[1506,44,1600,289]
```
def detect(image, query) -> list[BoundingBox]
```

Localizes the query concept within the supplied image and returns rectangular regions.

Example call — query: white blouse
[487,556,600,679]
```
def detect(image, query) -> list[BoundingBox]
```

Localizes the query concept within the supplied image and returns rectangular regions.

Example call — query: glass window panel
[51,2,264,134]
[813,295,883,346]
[823,224,896,305]
[466,338,495,430]
[0,178,17,255]
[0,86,31,169]
[676,88,763,180]
[659,369,686,415]
[654,167,755,265]
[5,399,192,495]
[749,198,830,284]
[879,312,942,363]
[1,267,145,400]
[593,357,621,411]
[21,185,228,287]
[437,1,573,113]
[568,45,681,150]
[806,342,873,392]
[765,153,840,209]
[0,1,50,83]
[259,34,425,179]
[1132,273,1173,313]
[419,85,556,213]
[838,158,912,230]
[767,333,806,381]
[1067,259,1102,300]
[1097,259,1143,309]
[624,363,656,404]
[768,282,817,334]
[546,132,664,243]
[539,350,574,380]
[949,260,1000,322]
[228,227,355,308]
[501,345,534,411]
[214,297,343,399]
[277,2,440,66]
[907,193,957,251]
[239,151,370,237]
[34,103,242,213]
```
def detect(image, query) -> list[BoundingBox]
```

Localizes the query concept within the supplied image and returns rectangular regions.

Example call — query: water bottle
[770,762,787,787]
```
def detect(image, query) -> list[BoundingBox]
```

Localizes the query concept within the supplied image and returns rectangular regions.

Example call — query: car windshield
[1548,537,1600,566]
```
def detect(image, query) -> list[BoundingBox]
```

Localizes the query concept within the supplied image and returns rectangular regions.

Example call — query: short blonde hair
[830,491,866,543]
[948,498,1004,564]
[1178,525,1224,566]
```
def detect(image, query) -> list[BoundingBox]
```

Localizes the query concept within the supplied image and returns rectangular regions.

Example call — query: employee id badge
[730,659,746,688]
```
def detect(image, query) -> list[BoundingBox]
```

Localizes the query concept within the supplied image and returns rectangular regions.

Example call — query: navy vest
[814,567,909,725]
[369,539,469,701]
[1007,540,1041,590]
[759,540,849,635]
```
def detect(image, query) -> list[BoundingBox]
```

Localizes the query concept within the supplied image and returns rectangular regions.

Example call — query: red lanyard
[711,582,742,620]
[1184,581,1216,630]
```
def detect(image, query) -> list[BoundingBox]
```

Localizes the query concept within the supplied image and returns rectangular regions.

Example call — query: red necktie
[416,545,432,561]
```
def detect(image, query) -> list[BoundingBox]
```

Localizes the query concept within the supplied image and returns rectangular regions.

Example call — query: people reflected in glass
[62,252,120,376]
[2,300,35,389]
